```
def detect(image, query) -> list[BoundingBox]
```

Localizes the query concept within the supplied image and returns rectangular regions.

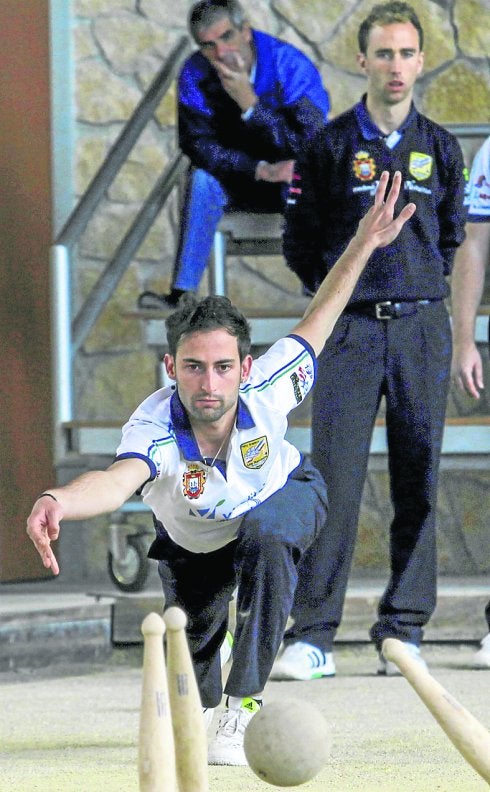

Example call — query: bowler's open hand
[356,170,416,250]
[26,498,62,575]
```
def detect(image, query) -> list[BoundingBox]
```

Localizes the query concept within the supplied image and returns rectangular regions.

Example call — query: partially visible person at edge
[27,174,414,766]
[451,134,490,669]
[271,1,467,683]
[137,0,329,310]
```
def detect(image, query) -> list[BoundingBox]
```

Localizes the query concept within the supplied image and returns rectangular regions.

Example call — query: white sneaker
[377,641,428,676]
[208,698,261,765]
[473,633,490,668]
[270,641,336,680]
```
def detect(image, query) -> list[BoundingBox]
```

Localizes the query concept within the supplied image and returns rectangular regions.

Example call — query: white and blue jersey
[465,136,490,222]
[115,335,316,553]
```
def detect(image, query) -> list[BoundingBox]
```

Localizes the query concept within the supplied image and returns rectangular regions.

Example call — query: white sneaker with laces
[377,641,428,676]
[208,698,261,765]
[270,641,336,680]
[473,633,490,668]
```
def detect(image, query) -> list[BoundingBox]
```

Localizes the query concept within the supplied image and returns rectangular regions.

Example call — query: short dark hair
[165,294,252,360]
[188,0,246,43]
[358,1,424,54]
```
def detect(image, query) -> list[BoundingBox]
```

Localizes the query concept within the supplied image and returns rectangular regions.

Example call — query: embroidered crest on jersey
[183,464,206,499]
[409,152,433,181]
[353,151,376,182]
[240,436,269,469]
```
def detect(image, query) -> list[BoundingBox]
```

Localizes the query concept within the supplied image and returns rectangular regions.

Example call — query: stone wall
[72,0,490,420]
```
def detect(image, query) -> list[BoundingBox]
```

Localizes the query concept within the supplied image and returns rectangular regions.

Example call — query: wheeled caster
[107,514,151,592]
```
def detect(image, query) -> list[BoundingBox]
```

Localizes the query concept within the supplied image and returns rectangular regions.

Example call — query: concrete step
[60,415,490,458]
[1,579,486,673]
[0,591,113,672]
[125,306,490,352]
[65,306,490,457]
[93,579,488,646]
[286,416,490,456]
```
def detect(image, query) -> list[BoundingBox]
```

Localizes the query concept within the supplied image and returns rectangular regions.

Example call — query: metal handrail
[445,124,490,137]
[71,150,188,353]
[50,35,192,461]
[55,35,191,248]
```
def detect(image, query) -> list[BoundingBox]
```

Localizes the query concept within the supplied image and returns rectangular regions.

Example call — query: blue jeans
[173,168,228,292]
[154,458,328,707]
[173,167,285,292]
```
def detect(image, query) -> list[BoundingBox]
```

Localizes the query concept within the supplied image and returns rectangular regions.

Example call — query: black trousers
[285,301,452,651]
[156,459,328,707]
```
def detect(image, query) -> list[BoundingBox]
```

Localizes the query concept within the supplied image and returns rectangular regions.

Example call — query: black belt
[345,299,437,320]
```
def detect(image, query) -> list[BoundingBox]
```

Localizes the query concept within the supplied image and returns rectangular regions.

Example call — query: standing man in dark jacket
[138,0,329,310]
[272,1,467,681]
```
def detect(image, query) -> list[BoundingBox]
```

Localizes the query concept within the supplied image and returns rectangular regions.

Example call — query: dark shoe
[137,288,187,310]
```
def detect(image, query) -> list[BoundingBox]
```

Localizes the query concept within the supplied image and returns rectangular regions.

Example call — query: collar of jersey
[355,94,417,142]
[170,391,255,461]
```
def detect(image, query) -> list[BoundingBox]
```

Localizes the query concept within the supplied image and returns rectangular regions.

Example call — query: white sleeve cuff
[241,105,255,121]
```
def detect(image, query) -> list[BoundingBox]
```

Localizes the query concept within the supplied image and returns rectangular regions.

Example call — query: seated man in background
[450,134,490,669]
[138,0,329,310]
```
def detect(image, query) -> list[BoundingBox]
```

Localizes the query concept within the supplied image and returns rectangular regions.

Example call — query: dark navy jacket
[284,98,467,302]
[178,29,330,209]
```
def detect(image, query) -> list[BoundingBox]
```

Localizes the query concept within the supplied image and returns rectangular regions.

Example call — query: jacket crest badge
[353,151,376,181]
[183,464,206,499]
[409,152,433,181]
[240,436,269,469]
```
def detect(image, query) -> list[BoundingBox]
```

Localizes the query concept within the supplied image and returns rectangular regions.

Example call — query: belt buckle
[375,301,394,320]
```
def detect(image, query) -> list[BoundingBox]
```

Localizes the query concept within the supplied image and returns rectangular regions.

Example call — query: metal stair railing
[50,35,192,461]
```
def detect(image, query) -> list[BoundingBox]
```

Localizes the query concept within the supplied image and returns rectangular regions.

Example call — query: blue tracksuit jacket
[177,29,330,208]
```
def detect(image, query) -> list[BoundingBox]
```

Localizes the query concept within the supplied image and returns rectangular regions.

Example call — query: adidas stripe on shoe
[270,642,336,681]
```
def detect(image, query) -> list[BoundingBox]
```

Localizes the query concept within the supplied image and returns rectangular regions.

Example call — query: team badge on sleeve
[240,436,269,469]
[183,464,206,499]
[409,152,433,181]
[290,363,314,403]
[290,372,303,404]
[353,151,376,181]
